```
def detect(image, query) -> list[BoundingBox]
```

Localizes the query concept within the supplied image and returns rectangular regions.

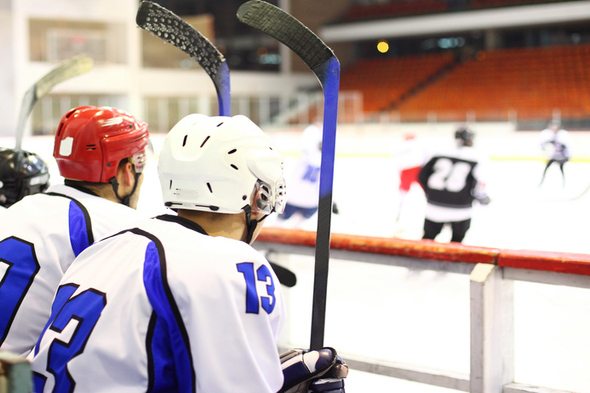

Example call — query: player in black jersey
[418,127,490,243]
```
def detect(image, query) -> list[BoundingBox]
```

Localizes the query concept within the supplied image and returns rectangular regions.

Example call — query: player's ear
[116,161,135,187]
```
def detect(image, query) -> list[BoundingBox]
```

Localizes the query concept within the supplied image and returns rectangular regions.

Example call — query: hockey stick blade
[15,55,93,151]
[269,261,297,288]
[136,1,230,116]
[238,0,340,350]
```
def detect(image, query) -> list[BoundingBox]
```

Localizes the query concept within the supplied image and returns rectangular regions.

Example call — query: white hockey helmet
[158,114,286,215]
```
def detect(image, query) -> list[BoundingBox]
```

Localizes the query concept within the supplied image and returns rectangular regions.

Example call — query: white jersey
[285,124,322,209]
[0,184,146,356]
[285,154,321,208]
[32,214,285,393]
[540,128,571,161]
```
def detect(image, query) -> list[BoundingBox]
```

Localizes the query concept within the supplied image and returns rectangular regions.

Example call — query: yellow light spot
[376,40,389,54]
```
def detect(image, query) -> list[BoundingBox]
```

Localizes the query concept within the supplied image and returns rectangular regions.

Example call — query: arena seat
[395,44,590,121]
[340,52,455,115]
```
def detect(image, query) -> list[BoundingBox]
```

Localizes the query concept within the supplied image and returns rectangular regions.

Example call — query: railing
[254,228,590,393]
[30,91,365,135]
[29,89,590,134]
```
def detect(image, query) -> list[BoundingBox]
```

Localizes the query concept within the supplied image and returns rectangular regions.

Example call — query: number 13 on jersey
[236,262,276,314]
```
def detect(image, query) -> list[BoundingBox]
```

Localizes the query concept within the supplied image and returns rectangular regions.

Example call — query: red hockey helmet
[53,106,149,183]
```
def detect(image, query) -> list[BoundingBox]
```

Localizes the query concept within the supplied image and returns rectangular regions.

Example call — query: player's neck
[177,209,246,241]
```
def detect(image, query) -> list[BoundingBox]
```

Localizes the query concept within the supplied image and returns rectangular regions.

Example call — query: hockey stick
[136,1,230,116]
[15,55,93,151]
[238,0,340,349]
[137,1,297,288]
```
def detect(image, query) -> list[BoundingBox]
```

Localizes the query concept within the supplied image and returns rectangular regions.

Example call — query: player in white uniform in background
[275,123,338,229]
[418,127,490,243]
[539,121,571,187]
[0,105,149,356]
[0,148,50,209]
[31,113,347,393]
[277,123,323,227]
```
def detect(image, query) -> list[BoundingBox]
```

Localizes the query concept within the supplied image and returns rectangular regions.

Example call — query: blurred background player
[32,114,288,392]
[0,148,50,209]
[276,122,338,228]
[418,126,490,243]
[0,105,149,356]
[539,120,571,187]
[392,131,426,223]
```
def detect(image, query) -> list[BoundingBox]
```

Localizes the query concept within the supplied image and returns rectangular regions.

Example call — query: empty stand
[395,44,590,121]
[340,53,455,115]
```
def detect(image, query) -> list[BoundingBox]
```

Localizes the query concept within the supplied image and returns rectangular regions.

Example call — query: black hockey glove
[279,347,348,393]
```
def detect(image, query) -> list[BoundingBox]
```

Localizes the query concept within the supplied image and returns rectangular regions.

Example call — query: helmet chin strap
[242,205,258,244]
[109,171,141,207]
[242,205,270,244]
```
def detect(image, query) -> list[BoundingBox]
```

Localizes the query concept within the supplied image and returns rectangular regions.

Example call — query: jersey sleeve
[164,237,285,393]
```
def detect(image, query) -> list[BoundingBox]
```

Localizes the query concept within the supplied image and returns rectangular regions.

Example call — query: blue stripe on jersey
[68,201,92,257]
[146,312,178,392]
[143,239,195,393]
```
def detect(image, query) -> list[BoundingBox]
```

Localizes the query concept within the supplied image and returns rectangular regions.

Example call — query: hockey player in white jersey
[278,123,322,225]
[418,126,490,243]
[0,105,149,356]
[0,147,50,209]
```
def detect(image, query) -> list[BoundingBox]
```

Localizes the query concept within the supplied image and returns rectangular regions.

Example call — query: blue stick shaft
[310,57,340,350]
[215,62,231,116]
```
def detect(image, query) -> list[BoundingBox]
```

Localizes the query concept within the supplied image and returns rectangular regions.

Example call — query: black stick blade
[237,0,334,71]
[269,262,297,288]
[136,1,225,80]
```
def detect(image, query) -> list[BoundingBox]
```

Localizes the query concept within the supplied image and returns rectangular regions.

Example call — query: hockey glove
[475,194,491,205]
[279,347,348,393]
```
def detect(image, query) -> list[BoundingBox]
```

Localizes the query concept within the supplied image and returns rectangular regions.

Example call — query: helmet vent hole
[182,135,188,147]
[227,149,237,154]
[169,180,172,190]
[86,144,97,151]
[230,164,238,170]
[206,182,213,193]
[216,122,223,127]
[242,195,247,200]
[209,205,219,211]
[200,136,210,148]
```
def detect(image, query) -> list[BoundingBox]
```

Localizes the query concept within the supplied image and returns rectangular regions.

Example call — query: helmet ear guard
[254,179,286,215]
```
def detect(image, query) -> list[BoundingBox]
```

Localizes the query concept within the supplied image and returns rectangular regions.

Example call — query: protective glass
[255,179,286,215]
